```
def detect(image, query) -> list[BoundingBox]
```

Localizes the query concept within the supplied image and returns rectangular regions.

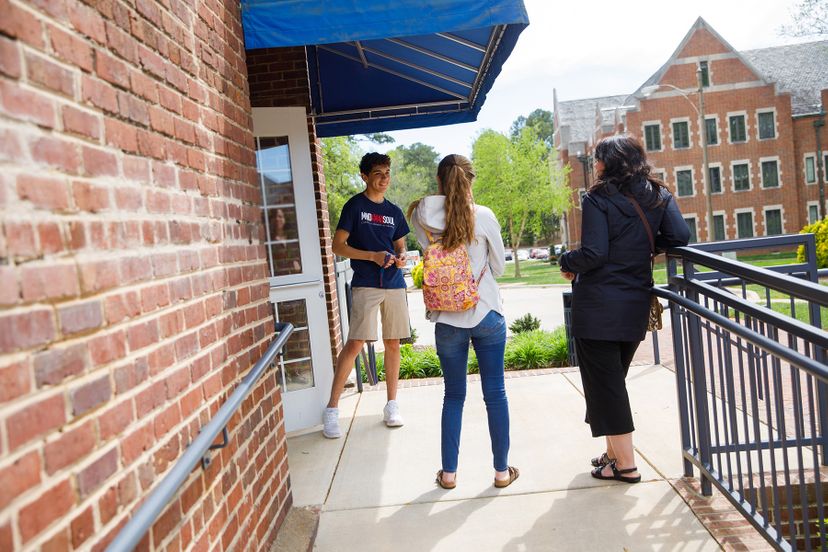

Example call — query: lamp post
[642,71,713,241]
[816,110,826,219]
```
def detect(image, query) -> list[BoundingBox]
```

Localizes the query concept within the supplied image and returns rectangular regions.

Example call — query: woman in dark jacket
[559,134,690,483]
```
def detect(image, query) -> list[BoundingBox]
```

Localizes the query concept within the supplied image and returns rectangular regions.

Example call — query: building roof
[742,40,828,116]
[555,94,629,147]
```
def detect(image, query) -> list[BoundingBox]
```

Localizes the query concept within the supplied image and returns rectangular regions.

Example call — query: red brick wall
[246,47,343,364]
[562,26,825,245]
[0,1,289,550]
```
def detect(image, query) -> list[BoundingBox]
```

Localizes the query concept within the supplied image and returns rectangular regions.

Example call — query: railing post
[666,256,694,478]
[683,258,714,496]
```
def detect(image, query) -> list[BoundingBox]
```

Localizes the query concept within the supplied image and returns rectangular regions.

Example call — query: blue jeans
[435,310,509,472]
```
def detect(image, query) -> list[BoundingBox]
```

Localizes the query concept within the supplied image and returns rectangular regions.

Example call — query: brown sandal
[435,470,456,489]
[494,466,520,488]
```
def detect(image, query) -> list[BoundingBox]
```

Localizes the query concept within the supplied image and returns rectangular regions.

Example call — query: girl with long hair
[559,135,689,483]
[409,154,519,490]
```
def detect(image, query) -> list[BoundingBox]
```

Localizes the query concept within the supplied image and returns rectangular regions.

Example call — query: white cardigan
[410,196,506,328]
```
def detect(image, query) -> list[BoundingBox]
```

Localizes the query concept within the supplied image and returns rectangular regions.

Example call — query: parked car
[505,250,513,261]
[517,249,530,261]
[402,251,421,275]
[530,248,549,260]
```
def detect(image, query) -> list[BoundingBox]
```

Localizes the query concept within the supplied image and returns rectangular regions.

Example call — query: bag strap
[623,195,655,255]
[423,228,437,245]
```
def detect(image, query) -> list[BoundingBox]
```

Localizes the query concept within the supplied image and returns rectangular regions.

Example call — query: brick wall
[0,0,290,550]
[246,46,343,365]
[562,26,827,246]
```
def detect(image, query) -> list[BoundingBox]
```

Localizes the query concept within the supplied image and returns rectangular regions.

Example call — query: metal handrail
[667,245,828,304]
[107,323,294,551]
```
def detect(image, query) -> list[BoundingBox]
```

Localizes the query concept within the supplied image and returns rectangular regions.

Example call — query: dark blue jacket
[559,178,690,342]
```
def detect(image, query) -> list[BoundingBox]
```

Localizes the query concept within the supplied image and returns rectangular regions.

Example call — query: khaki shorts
[348,287,411,342]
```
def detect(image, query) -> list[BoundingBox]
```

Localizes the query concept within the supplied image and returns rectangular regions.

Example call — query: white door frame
[252,107,333,433]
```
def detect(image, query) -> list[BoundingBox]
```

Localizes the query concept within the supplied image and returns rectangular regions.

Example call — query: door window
[257,136,303,278]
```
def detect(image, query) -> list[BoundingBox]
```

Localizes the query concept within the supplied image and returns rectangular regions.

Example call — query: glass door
[253,107,333,433]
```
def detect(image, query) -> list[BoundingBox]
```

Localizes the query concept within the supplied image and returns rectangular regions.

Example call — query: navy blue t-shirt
[337,193,409,289]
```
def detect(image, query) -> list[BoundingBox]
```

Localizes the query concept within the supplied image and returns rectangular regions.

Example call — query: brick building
[0,1,527,550]
[554,18,828,247]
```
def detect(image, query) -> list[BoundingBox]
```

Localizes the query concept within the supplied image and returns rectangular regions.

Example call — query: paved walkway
[285,365,721,551]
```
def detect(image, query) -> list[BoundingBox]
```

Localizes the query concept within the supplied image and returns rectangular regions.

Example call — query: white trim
[712,210,728,240]
[703,114,720,147]
[730,159,753,192]
[674,165,696,198]
[670,117,693,150]
[643,81,767,100]
[706,162,724,195]
[734,207,756,239]
[726,111,749,144]
[676,52,739,64]
[755,108,778,140]
[682,213,699,243]
[758,156,782,189]
[762,204,785,236]
[805,153,817,185]
[652,168,667,183]
[807,201,820,224]
[642,120,664,152]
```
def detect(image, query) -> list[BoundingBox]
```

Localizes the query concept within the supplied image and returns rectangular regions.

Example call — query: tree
[779,0,828,37]
[320,136,363,229]
[510,108,554,148]
[473,126,571,277]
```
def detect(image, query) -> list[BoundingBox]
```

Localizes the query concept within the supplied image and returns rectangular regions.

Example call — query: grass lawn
[496,251,806,287]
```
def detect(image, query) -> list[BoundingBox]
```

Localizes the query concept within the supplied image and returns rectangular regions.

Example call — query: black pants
[575,338,640,437]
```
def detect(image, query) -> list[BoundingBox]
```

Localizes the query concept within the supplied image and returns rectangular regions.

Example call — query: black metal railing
[107,323,294,551]
[662,234,828,551]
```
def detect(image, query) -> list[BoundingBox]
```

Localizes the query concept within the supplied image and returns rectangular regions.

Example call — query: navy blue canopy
[241,1,529,137]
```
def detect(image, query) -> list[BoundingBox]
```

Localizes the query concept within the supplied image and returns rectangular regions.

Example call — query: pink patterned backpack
[422,229,486,312]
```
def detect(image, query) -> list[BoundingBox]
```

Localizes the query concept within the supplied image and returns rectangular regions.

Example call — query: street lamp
[815,110,826,219]
[642,67,713,241]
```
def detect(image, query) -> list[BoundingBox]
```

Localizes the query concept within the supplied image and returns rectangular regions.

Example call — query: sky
[371,0,818,159]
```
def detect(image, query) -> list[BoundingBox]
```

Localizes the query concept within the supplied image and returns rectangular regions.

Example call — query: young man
[323,152,411,439]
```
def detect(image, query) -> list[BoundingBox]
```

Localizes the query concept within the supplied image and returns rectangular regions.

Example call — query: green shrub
[798,218,828,268]
[411,261,424,288]
[467,349,479,374]
[504,327,569,370]
[509,313,541,334]
[400,326,418,345]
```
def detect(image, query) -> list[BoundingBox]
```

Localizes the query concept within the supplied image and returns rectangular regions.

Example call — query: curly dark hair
[359,152,392,175]
[590,135,666,207]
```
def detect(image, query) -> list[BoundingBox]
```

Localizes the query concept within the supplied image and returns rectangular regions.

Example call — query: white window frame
[805,153,817,185]
[755,108,778,140]
[674,165,696,198]
[712,210,728,241]
[730,159,753,192]
[683,213,699,243]
[727,111,749,144]
[652,168,666,183]
[807,201,820,224]
[704,114,721,147]
[706,162,724,195]
[670,117,693,150]
[734,207,756,239]
[642,121,663,152]
[762,205,785,236]
[759,156,781,189]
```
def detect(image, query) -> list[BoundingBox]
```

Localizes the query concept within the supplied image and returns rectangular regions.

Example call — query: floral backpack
[421,229,486,312]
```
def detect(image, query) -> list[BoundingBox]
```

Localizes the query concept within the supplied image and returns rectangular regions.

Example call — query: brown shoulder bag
[624,196,663,332]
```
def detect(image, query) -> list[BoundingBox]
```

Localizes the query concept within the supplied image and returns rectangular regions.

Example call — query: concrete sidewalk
[285,366,720,551]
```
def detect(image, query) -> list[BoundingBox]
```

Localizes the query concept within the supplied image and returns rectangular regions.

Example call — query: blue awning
[241,1,529,137]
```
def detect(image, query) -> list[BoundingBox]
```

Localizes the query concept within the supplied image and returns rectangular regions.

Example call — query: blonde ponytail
[437,154,475,251]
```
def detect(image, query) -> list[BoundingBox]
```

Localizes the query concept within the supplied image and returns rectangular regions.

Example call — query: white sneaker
[322,407,341,439]
[383,400,404,427]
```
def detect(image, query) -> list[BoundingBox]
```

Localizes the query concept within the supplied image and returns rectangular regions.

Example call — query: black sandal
[590,452,614,468]
[590,460,641,484]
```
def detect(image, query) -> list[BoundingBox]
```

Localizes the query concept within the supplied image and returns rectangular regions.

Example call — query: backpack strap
[423,228,439,244]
